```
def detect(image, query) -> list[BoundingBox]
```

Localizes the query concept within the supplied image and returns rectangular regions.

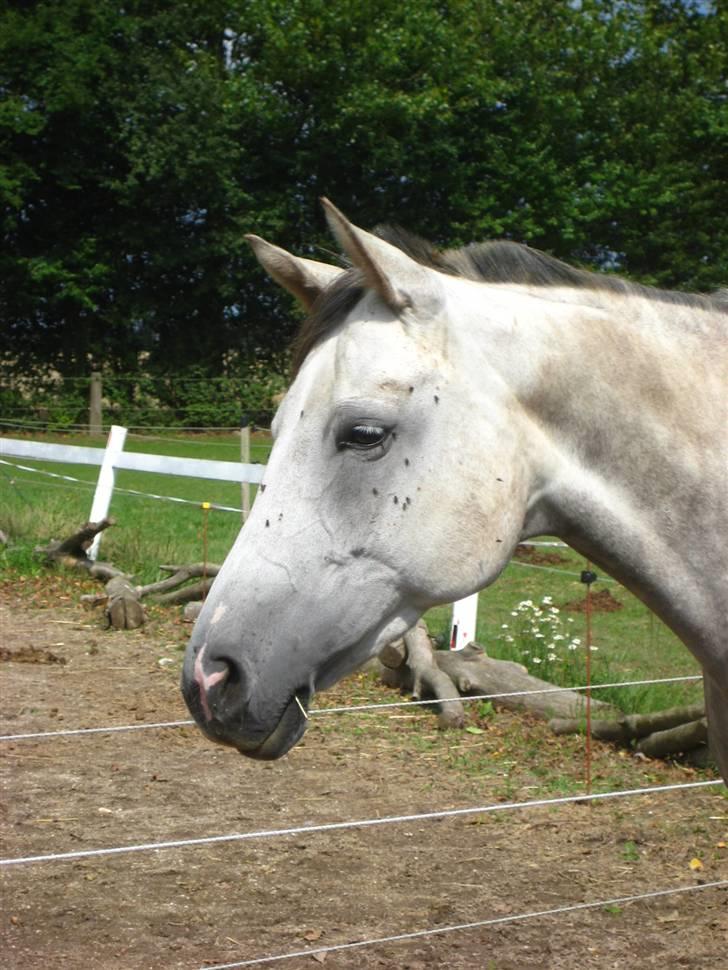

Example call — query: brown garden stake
[581,564,598,795]
[201,502,211,601]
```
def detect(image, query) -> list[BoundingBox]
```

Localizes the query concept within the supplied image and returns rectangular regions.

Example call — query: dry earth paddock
[1,577,726,970]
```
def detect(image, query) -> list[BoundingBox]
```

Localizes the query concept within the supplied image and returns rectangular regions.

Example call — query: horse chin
[235,692,310,761]
[189,690,310,761]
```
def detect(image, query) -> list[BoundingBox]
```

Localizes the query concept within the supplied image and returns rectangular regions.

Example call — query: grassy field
[0,428,702,715]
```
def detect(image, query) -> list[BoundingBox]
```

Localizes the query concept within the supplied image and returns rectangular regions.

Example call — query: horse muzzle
[181,639,310,760]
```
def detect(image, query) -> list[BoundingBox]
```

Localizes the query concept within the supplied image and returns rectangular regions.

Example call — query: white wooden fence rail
[1,425,474,643]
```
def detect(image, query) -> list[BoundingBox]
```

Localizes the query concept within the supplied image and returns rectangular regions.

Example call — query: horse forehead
[333,315,433,389]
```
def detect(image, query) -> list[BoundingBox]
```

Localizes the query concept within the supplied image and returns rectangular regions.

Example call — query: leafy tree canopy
[1,0,725,378]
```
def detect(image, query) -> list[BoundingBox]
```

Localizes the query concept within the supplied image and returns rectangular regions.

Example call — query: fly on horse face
[182,200,728,783]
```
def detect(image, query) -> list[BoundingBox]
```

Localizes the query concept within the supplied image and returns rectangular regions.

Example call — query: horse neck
[472,286,726,662]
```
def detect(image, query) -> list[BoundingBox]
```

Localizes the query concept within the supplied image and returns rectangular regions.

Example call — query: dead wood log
[81,576,145,629]
[104,575,145,630]
[88,561,126,581]
[153,579,215,605]
[35,518,116,565]
[549,703,706,747]
[378,639,407,670]
[137,563,221,598]
[435,643,618,720]
[79,592,109,607]
[681,742,716,769]
[392,622,465,728]
[636,718,708,758]
[377,632,617,725]
[183,601,203,623]
[623,704,705,739]
[549,717,631,743]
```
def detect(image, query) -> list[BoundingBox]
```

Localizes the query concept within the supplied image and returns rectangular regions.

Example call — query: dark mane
[291,268,366,375]
[292,226,726,374]
[379,225,725,310]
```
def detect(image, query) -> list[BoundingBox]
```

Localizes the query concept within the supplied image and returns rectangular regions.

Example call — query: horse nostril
[192,643,250,723]
[220,655,242,688]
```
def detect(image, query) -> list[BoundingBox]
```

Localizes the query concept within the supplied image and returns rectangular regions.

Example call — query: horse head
[181,201,536,758]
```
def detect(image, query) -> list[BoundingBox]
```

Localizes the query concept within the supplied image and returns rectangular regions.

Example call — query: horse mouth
[239,691,310,760]
[193,688,311,761]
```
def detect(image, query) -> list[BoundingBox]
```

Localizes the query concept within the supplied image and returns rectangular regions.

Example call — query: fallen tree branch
[88,561,126,582]
[548,703,707,757]
[137,563,221,598]
[152,579,215,605]
[81,575,146,629]
[35,518,116,564]
[622,704,706,739]
[435,643,617,719]
[635,718,708,758]
[379,622,465,728]
[377,633,617,725]
[549,717,631,743]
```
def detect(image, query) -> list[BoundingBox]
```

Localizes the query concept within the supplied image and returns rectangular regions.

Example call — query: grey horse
[182,201,728,784]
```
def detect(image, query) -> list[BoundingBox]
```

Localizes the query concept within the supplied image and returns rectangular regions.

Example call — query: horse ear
[321,198,429,313]
[245,235,344,310]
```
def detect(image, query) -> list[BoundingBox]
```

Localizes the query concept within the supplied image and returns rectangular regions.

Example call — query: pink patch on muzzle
[193,642,228,722]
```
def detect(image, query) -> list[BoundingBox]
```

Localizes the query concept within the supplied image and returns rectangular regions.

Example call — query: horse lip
[235,690,310,760]
[190,689,311,761]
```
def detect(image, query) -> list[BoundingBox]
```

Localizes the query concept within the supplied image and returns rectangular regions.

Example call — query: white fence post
[449,593,479,651]
[87,424,128,561]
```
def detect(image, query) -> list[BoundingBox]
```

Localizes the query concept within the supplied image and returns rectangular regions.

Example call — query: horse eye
[343,424,387,450]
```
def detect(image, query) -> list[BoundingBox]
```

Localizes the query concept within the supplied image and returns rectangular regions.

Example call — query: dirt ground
[1,575,726,970]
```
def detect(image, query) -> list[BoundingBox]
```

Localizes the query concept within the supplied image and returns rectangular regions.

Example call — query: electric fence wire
[0,779,722,867]
[200,879,728,969]
[0,675,704,742]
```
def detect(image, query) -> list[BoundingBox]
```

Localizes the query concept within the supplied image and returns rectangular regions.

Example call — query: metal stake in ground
[581,564,598,794]
[201,502,211,600]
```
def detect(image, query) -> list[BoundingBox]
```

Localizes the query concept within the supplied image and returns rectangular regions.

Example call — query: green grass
[0,429,702,715]
[423,553,702,714]
[0,429,271,582]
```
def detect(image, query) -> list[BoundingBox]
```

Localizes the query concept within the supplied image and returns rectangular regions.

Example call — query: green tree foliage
[1,0,725,385]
